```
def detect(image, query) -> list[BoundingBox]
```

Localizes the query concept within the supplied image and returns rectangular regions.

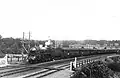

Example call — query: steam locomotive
[27,37,120,63]
[27,46,119,64]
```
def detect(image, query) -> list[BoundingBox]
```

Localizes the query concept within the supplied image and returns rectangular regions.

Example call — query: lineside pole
[74,57,77,68]
[70,62,73,71]
[28,31,30,53]
[70,62,74,71]
[22,32,24,61]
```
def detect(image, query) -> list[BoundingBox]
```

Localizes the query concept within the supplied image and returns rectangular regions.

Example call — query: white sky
[0,0,120,40]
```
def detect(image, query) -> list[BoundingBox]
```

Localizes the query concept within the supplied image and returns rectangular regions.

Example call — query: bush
[110,56,120,63]
[70,61,114,78]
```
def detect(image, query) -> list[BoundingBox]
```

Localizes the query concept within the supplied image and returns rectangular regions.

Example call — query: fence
[70,56,104,71]
[7,54,27,64]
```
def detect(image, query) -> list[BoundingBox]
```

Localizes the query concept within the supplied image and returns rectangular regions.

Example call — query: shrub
[70,61,114,78]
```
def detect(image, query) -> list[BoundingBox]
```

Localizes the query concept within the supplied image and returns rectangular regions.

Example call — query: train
[27,46,120,64]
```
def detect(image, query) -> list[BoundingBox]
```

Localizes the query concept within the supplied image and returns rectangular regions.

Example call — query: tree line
[0,35,120,54]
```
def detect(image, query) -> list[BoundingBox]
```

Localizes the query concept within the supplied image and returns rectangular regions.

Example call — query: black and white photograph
[0,0,120,78]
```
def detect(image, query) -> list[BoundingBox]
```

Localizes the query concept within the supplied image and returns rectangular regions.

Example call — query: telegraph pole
[23,32,25,41]
[28,31,31,53]
[22,32,25,61]
[21,31,31,62]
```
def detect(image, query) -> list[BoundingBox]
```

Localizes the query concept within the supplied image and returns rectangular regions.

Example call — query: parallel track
[0,54,114,78]
[23,64,69,78]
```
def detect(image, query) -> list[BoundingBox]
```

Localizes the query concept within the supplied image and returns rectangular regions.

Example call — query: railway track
[0,54,115,78]
[0,63,70,78]
[22,63,70,78]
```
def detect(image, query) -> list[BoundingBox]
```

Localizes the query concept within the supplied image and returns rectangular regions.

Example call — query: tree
[0,35,2,39]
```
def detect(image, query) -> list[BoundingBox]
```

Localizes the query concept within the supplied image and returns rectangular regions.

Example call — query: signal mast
[21,31,31,61]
